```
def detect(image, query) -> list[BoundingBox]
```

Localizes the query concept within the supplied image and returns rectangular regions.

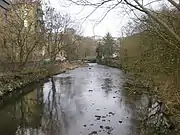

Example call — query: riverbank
[0,61,84,98]
[97,58,122,69]
[0,63,138,135]
[98,58,180,134]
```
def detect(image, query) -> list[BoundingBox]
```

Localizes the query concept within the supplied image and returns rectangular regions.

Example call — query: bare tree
[66,0,180,45]
[0,1,83,72]
[0,2,44,71]
[43,5,82,62]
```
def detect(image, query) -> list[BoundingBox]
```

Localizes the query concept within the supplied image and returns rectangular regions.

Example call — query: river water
[0,63,139,135]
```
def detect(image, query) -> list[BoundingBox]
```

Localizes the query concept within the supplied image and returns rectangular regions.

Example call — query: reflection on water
[0,63,138,135]
[102,78,113,96]
[0,88,44,135]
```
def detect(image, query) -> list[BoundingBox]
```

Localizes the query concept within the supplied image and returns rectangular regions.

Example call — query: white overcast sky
[46,0,171,37]
[45,0,132,37]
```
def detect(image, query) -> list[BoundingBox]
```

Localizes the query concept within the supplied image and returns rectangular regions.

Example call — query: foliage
[0,3,44,70]
[96,32,115,62]
[0,2,97,72]
[102,32,115,57]
[120,7,180,125]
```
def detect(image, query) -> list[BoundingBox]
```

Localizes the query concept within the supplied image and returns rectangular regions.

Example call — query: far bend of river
[0,63,139,135]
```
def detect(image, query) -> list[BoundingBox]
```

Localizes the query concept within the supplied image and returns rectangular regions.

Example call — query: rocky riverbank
[0,61,83,97]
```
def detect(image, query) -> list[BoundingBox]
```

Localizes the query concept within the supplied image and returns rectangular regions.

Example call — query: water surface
[0,63,137,135]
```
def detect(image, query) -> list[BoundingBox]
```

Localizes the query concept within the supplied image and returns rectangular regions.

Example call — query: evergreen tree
[102,32,115,57]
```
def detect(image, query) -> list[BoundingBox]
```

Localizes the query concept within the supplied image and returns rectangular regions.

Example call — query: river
[0,63,140,135]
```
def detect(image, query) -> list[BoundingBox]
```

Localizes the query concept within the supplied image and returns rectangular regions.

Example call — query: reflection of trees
[102,78,113,96]
[42,77,66,135]
[42,76,83,135]
[0,75,84,135]
[0,88,44,135]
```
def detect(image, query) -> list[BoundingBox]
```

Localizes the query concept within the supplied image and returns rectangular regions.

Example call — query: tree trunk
[133,0,180,44]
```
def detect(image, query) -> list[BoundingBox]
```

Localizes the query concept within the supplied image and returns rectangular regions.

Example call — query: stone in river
[119,121,122,123]
[105,126,114,134]
[109,112,115,115]
[95,115,101,120]
[88,131,97,135]
[105,126,111,129]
